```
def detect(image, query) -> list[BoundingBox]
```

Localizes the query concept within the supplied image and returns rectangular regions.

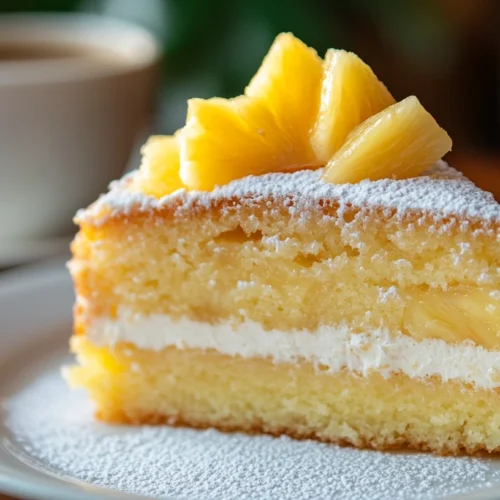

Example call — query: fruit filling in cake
[66,33,500,454]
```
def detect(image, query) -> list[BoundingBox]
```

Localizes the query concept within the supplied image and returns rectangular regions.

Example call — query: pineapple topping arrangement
[135,33,452,196]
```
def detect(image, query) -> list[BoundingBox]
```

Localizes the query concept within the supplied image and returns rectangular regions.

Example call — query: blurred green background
[2,0,500,182]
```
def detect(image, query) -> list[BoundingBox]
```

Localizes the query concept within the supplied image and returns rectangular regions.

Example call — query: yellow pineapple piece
[180,94,322,191]
[180,33,323,191]
[311,49,395,162]
[134,135,184,198]
[404,288,500,349]
[323,96,452,184]
[180,96,311,190]
[245,33,323,160]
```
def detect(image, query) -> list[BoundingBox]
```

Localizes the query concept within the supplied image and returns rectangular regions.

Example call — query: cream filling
[87,311,500,390]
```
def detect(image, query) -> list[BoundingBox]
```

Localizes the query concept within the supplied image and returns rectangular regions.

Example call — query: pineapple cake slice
[68,30,500,456]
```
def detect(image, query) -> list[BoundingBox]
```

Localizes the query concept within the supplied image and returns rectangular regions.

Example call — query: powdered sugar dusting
[76,161,500,226]
[5,366,500,500]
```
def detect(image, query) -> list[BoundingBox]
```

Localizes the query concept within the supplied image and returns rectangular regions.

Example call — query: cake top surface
[77,161,500,226]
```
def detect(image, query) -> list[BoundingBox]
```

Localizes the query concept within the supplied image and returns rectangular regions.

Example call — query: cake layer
[66,337,500,454]
[87,311,500,390]
[70,165,500,349]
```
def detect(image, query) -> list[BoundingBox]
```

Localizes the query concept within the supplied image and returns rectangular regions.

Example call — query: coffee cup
[0,14,160,246]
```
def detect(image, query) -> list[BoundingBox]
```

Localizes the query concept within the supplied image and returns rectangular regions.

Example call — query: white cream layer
[87,311,500,390]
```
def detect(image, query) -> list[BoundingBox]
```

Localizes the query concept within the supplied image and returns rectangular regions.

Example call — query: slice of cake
[66,34,500,454]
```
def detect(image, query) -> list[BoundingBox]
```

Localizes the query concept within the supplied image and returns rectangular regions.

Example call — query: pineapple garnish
[135,32,453,194]
[322,96,452,184]
[404,288,500,349]
[134,135,184,198]
[180,96,318,191]
[180,33,323,191]
[311,49,395,163]
[245,33,323,164]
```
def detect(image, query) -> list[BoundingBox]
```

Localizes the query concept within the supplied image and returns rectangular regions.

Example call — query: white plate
[3,260,500,500]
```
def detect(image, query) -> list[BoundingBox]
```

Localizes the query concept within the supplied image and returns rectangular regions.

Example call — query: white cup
[0,14,160,242]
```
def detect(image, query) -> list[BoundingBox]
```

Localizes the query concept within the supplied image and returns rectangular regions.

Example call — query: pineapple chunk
[245,33,323,163]
[311,49,395,163]
[404,288,500,349]
[322,96,452,184]
[180,33,324,191]
[134,135,184,198]
[180,95,322,191]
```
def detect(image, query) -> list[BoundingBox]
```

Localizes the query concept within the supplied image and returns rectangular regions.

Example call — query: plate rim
[0,259,151,500]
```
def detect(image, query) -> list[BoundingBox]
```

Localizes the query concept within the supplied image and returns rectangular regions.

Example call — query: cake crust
[76,162,500,230]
